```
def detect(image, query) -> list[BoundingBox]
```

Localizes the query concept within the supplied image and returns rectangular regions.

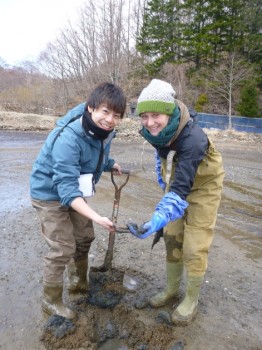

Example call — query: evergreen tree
[136,0,261,72]
[236,83,260,118]
[180,0,249,67]
[242,0,262,81]
[180,0,222,67]
[136,0,182,74]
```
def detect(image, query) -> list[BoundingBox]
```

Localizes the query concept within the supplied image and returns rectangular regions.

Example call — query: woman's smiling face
[140,112,169,136]
[88,104,121,131]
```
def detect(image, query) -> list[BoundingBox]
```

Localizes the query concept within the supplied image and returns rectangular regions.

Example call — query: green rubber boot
[67,258,88,293]
[149,261,183,307]
[42,282,76,320]
[172,275,204,326]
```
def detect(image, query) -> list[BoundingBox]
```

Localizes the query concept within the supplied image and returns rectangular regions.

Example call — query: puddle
[99,338,128,350]
[122,273,139,293]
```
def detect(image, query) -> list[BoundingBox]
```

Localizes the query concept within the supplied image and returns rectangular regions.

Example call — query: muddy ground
[0,118,262,350]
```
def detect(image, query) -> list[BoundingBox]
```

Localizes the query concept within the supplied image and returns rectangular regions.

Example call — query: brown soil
[0,113,261,350]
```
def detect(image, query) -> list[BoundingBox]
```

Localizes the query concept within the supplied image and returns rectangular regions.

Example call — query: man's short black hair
[86,82,126,118]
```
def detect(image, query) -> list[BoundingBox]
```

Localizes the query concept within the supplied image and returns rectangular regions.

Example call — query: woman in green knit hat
[128,79,225,325]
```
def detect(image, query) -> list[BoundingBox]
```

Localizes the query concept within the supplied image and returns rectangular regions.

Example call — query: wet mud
[40,301,181,350]
[0,130,262,350]
[88,267,125,308]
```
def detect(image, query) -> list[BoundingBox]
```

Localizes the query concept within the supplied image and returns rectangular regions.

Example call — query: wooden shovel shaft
[103,170,130,270]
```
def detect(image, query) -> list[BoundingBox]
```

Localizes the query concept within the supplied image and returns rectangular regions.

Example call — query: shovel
[88,169,130,308]
[97,169,130,272]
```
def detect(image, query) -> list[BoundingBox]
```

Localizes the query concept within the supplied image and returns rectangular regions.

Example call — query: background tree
[179,0,223,67]
[236,83,260,118]
[242,0,262,86]
[38,0,135,107]
[0,0,261,119]
[136,0,182,75]
[206,52,253,128]
[159,62,194,103]
[136,0,260,71]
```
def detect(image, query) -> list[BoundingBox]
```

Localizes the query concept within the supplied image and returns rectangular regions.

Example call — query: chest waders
[151,141,224,325]
[149,150,184,308]
[66,137,104,295]
[35,116,104,319]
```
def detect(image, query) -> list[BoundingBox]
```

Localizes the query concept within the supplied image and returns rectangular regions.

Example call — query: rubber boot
[149,261,183,307]
[67,258,88,293]
[171,275,204,326]
[42,282,76,320]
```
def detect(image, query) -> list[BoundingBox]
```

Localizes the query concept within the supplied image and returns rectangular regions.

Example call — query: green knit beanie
[137,79,176,115]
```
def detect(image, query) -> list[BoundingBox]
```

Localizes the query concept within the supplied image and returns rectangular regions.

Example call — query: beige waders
[32,199,95,317]
[150,140,225,325]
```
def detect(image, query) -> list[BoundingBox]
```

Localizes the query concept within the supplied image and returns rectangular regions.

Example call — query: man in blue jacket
[30,82,126,319]
[128,79,225,325]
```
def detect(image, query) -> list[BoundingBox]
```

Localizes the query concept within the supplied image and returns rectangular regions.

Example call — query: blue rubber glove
[155,150,166,192]
[127,192,188,239]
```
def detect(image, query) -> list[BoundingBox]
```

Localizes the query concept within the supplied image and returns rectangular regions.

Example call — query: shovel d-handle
[111,169,130,223]
[111,169,130,190]
[102,169,130,271]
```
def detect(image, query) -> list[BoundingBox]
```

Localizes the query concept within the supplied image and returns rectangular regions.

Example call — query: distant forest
[0,0,261,118]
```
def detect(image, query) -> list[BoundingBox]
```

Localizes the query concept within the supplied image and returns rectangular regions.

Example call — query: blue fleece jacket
[30,103,115,207]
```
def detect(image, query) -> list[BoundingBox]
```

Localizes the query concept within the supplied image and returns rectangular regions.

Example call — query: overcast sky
[0,0,86,65]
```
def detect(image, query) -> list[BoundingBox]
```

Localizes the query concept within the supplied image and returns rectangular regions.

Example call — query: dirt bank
[0,113,261,350]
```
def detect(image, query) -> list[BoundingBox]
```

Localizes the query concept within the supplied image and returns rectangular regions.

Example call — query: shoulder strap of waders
[165,150,176,192]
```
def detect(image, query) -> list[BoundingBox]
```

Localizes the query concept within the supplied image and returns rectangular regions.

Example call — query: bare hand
[97,216,116,232]
[112,162,122,175]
